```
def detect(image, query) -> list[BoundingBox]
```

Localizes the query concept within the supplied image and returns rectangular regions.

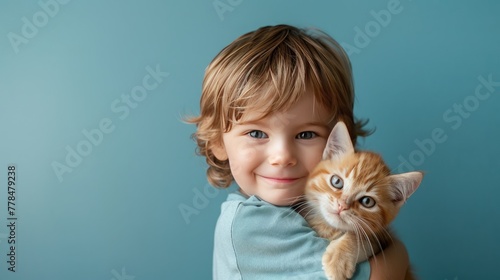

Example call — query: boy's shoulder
[220,191,301,222]
[217,191,320,241]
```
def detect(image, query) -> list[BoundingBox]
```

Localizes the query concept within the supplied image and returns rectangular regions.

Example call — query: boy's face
[213,94,332,206]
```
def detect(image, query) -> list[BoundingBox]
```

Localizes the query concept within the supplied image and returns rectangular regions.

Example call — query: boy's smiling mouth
[258,175,304,184]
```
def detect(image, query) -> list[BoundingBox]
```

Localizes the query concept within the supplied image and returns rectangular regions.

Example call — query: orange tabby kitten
[305,122,423,280]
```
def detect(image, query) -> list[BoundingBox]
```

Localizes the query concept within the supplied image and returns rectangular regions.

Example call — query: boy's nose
[268,141,297,167]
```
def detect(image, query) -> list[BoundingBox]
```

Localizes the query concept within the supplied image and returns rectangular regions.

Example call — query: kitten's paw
[322,251,356,280]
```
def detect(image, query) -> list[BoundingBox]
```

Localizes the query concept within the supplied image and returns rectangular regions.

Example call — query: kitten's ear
[389,171,424,208]
[323,121,355,160]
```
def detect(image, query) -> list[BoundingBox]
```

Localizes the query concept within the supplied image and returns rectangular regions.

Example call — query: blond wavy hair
[187,24,370,188]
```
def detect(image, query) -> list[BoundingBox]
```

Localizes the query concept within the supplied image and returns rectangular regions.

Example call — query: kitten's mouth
[321,204,349,228]
[327,209,341,219]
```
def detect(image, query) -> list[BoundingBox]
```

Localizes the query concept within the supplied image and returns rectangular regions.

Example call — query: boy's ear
[211,141,228,161]
[323,121,355,160]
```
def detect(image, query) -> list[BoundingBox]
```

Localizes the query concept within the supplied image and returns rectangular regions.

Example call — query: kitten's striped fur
[305,122,423,280]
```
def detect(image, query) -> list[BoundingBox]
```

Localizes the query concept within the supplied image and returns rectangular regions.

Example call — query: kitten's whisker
[355,216,390,269]
[351,216,377,264]
[293,207,310,218]
[282,194,307,205]
[359,218,385,250]
[280,195,308,220]
[350,218,369,264]
[366,219,394,247]
[378,226,394,244]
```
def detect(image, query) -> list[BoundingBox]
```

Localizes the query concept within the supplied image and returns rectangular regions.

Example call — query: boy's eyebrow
[302,122,331,131]
[238,120,330,130]
[303,121,329,127]
[236,119,265,126]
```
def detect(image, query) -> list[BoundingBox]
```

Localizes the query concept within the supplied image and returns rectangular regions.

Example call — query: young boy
[189,24,410,279]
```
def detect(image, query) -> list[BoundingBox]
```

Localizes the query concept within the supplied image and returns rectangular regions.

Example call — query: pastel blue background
[0,0,499,279]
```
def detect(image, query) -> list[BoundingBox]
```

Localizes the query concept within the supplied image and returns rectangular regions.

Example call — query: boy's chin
[258,192,304,206]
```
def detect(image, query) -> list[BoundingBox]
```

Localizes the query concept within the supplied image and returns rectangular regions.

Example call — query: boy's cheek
[304,146,326,170]
[228,145,259,173]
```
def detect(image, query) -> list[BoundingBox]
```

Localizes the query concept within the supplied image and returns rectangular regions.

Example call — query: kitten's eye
[359,196,376,208]
[330,175,343,189]
[296,131,317,139]
[248,130,267,139]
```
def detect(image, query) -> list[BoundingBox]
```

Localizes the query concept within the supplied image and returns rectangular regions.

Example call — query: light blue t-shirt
[213,192,370,280]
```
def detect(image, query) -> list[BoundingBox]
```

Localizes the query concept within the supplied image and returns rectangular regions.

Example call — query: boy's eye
[248,130,268,139]
[296,131,317,139]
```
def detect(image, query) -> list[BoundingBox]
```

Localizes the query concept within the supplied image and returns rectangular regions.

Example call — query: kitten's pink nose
[338,201,350,212]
